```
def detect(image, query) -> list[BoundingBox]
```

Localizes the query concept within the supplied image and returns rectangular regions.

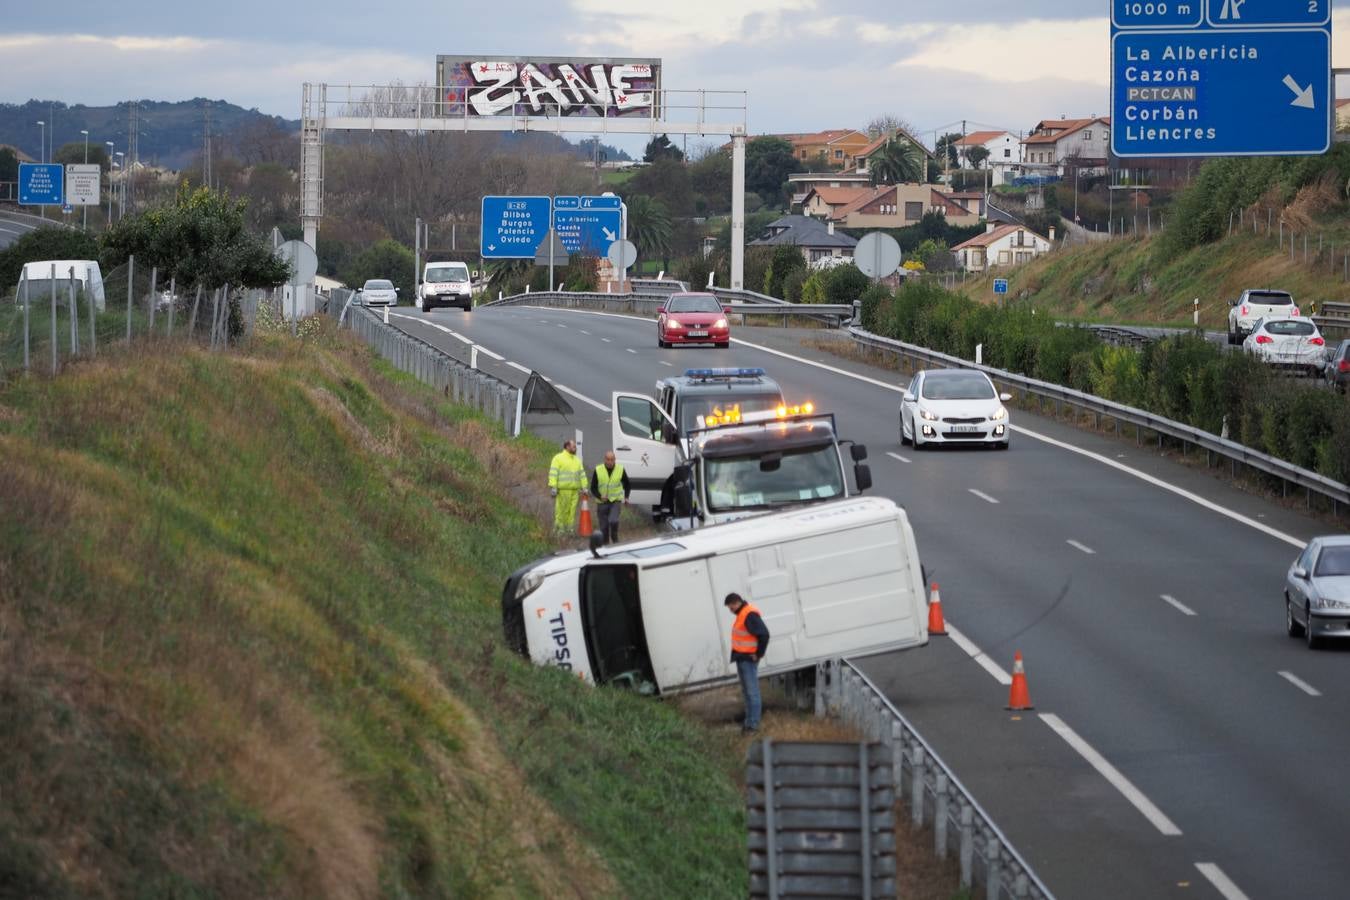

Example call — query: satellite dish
[854,232,902,279]
[607,239,637,270]
[277,240,318,286]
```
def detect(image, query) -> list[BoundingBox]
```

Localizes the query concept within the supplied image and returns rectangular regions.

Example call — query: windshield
[1315,546,1350,576]
[581,565,657,691]
[426,265,469,283]
[921,372,996,400]
[668,294,722,314]
[1248,291,1293,305]
[1263,320,1315,336]
[363,279,393,290]
[703,443,844,513]
[681,391,782,432]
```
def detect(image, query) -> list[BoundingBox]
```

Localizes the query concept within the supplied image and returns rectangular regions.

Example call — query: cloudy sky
[4,0,1350,153]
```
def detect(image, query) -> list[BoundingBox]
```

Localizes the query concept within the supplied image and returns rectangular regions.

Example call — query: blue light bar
[683,367,766,379]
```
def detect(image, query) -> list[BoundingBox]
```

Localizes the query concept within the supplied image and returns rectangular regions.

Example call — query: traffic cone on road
[577,493,593,537]
[927,582,947,636]
[1006,651,1034,711]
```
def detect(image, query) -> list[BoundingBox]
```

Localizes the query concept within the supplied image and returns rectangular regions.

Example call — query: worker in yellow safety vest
[589,451,631,544]
[547,439,585,533]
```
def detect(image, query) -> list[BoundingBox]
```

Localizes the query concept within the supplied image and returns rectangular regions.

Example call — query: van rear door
[611,392,681,506]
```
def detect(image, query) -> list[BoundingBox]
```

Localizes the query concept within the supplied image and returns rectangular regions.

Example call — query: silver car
[1285,536,1350,648]
[358,278,399,307]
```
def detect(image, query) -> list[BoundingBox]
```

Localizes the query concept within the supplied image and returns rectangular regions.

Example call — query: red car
[657,292,731,348]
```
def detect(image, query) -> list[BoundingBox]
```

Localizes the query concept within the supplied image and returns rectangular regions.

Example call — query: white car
[1242,316,1326,376]
[1227,289,1298,344]
[357,278,398,307]
[419,262,473,312]
[900,369,1012,450]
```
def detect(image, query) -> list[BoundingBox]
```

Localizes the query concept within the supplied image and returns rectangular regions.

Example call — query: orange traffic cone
[927,582,947,636]
[577,493,593,536]
[1006,651,1034,711]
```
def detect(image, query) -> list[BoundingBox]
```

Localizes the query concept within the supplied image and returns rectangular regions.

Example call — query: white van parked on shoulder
[501,496,928,695]
[16,260,107,312]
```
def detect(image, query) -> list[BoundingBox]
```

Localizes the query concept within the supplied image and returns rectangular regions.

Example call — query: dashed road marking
[1067,540,1096,555]
[1160,594,1196,616]
[1040,713,1183,837]
[945,625,1011,685]
[886,451,911,464]
[969,489,999,505]
[1277,671,1321,697]
[1195,863,1250,900]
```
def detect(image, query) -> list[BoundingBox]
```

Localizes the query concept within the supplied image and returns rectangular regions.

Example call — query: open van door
[611,392,682,507]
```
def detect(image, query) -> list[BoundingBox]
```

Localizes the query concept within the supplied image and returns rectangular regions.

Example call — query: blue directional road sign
[993,278,1008,295]
[1111,2,1331,158]
[552,195,622,256]
[18,163,64,206]
[481,196,551,259]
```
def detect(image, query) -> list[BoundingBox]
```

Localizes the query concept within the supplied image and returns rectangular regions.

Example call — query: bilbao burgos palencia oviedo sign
[436,56,661,118]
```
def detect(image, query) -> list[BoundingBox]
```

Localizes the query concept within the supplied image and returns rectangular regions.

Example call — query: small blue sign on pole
[481,196,551,259]
[1111,2,1331,158]
[18,163,64,206]
[993,278,1008,295]
[553,195,622,256]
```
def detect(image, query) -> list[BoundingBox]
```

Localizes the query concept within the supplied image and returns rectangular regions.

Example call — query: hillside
[955,226,1350,330]
[0,325,748,897]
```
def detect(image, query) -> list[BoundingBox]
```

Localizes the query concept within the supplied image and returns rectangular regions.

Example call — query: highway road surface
[385,302,1345,900]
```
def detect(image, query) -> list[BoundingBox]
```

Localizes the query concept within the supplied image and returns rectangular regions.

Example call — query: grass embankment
[955,229,1350,329]
[0,324,749,897]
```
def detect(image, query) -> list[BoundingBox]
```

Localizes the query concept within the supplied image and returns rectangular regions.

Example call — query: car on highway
[900,369,1012,450]
[357,278,399,307]
[1241,316,1326,376]
[1285,535,1350,648]
[1323,339,1350,392]
[419,262,473,312]
[657,292,730,348]
[1228,289,1298,345]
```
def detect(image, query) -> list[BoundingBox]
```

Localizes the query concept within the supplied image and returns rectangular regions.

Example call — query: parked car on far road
[357,279,399,307]
[1242,316,1325,376]
[1286,535,1350,649]
[1323,339,1350,392]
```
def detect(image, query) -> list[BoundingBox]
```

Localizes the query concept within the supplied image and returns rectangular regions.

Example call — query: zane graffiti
[438,56,660,118]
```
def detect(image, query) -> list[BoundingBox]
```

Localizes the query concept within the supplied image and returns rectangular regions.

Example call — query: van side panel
[793,525,910,637]
[708,546,799,669]
[637,561,729,692]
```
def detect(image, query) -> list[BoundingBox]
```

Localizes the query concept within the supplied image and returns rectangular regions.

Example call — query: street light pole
[105,141,115,226]
[81,129,90,229]
[115,152,125,220]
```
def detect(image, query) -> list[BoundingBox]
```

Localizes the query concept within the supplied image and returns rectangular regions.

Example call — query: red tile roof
[804,186,876,208]
[1024,117,1110,145]
[955,130,1008,147]
[952,223,1049,250]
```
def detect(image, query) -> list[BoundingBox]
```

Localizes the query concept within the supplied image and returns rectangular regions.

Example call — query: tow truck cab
[501,497,928,695]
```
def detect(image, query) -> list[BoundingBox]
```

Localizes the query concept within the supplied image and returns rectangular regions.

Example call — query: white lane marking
[553,384,609,413]
[626,348,637,354]
[502,307,1311,551]
[1039,713,1183,837]
[659,361,673,367]
[945,625,1011,685]
[969,489,999,505]
[475,345,504,361]
[390,313,472,343]
[1195,863,1251,900]
[506,361,531,374]
[580,330,591,335]
[1160,594,1196,616]
[886,451,911,464]
[601,338,612,343]
[1067,539,1096,555]
[1277,671,1322,697]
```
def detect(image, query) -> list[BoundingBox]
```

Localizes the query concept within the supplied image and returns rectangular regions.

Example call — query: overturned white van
[501,496,928,695]
[16,260,107,312]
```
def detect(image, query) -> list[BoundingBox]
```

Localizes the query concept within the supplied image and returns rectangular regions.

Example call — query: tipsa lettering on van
[549,611,572,670]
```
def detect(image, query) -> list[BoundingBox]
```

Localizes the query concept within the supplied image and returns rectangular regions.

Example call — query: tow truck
[610,368,872,529]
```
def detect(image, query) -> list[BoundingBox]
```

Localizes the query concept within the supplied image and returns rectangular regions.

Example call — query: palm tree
[624,194,673,270]
[869,137,926,186]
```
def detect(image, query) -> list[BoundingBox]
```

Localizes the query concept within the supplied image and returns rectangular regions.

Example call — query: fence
[1,255,272,382]
[1227,205,1350,283]
[331,297,522,435]
[816,659,1055,900]
[848,325,1350,511]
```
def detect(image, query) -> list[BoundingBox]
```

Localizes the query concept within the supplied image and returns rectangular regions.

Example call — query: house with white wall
[1021,117,1110,174]
[952,223,1053,272]
[953,131,1023,185]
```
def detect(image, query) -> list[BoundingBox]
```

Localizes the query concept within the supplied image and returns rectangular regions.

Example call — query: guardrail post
[910,745,925,828]
[985,836,1002,900]
[959,803,975,888]
[890,721,905,803]
[934,773,950,859]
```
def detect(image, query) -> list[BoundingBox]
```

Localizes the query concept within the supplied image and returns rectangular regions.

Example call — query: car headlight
[1312,595,1350,611]
[713,318,728,329]
[514,568,546,602]
[667,319,683,329]
[919,407,939,422]
[990,406,1008,421]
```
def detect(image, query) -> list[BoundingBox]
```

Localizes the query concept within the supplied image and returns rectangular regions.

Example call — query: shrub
[1034,327,1101,385]
[800,271,828,305]
[825,265,871,305]
[858,284,893,332]
[762,245,806,299]
[1091,345,1145,407]
[782,269,808,304]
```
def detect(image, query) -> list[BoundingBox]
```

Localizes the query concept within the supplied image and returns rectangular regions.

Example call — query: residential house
[952,223,1053,272]
[749,215,859,265]
[946,191,986,217]
[830,184,980,230]
[788,171,871,208]
[783,129,875,170]
[850,130,934,180]
[800,186,876,220]
[953,131,1023,185]
[1022,117,1111,174]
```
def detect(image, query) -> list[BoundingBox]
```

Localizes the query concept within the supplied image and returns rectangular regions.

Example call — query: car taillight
[1254,335,1273,344]
[1339,360,1350,373]
[1292,307,1300,316]
[1310,337,1325,346]
[1241,305,1248,316]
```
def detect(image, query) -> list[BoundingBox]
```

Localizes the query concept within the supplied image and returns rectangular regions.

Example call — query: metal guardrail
[335,301,522,435]
[817,659,1054,900]
[1313,300,1350,336]
[849,326,1350,509]
[628,278,689,294]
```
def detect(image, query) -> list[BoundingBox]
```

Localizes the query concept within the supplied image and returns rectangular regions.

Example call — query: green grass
[0,323,748,897]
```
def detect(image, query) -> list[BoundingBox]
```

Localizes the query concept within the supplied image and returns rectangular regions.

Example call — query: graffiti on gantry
[437,56,660,118]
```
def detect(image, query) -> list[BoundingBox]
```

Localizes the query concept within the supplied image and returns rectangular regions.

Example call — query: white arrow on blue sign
[1111,2,1331,158]
[481,196,551,259]
[553,195,622,257]
[993,279,1008,295]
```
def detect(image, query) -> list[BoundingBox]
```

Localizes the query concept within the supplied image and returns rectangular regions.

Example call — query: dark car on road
[1323,339,1350,392]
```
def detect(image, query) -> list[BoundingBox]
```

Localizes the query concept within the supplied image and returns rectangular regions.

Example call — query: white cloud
[857,23,940,43]
[894,18,1109,86]
[566,0,818,52]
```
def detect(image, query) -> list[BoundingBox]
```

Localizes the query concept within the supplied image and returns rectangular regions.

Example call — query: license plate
[688,330,708,337]
[949,425,979,433]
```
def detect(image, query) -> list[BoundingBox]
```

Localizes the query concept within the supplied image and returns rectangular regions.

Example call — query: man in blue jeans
[725,592,770,734]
